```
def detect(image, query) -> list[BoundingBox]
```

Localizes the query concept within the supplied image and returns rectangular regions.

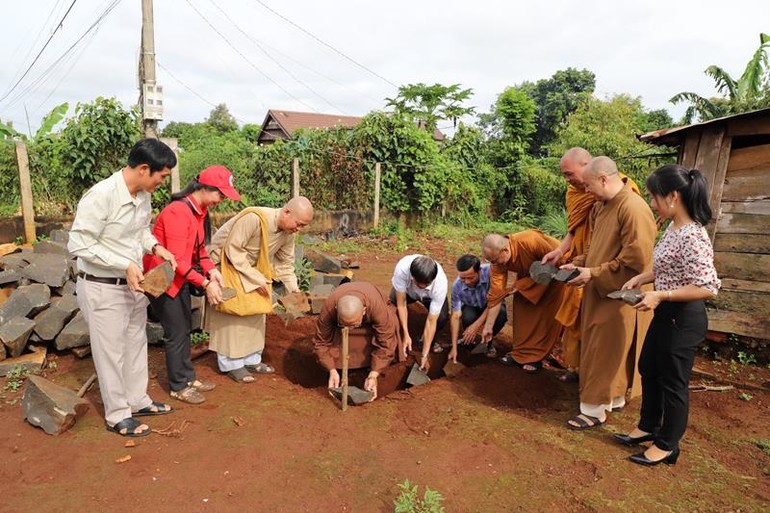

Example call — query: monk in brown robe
[314,282,400,401]
[543,147,641,382]
[481,230,565,372]
[560,157,656,430]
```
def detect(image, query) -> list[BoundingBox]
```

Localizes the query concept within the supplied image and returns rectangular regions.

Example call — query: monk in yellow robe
[543,148,641,382]
[481,230,565,372]
[560,157,655,430]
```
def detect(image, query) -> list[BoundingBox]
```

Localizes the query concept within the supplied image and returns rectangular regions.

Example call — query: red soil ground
[1,237,769,512]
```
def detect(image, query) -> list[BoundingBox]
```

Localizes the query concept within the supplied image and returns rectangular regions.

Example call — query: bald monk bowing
[542,148,641,382]
[314,282,401,401]
[560,156,656,430]
[481,230,566,372]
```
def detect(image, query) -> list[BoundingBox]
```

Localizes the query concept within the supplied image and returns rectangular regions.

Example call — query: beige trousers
[77,278,153,426]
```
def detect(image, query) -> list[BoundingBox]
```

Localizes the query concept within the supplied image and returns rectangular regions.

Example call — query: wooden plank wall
[704,119,770,340]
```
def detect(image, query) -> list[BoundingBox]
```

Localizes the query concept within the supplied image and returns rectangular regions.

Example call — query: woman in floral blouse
[614,164,720,466]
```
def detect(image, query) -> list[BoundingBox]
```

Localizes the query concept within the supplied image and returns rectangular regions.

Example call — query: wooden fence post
[160,137,180,194]
[15,141,36,243]
[341,327,349,412]
[373,162,381,228]
[292,158,300,198]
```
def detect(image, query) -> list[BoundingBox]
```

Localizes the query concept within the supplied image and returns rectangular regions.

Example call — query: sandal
[170,386,205,404]
[499,355,542,373]
[190,379,216,392]
[133,401,174,416]
[566,414,606,431]
[227,367,256,383]
[106,417,150,437]
[486,345,497,358]
[245,363,275,374]
[432,344,444,354]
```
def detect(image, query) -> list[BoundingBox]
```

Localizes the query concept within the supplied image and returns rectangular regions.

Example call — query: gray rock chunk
[304,248,342,274]
[322,273,352,288]
[0,344,46,376]
[328,386,373,405]
[0,317,36,358]
[0,292,33,326]
[0,253,30,271]
[16,283,51,315]
[33,294,79,341]
[33,240,70,256]
[22,374,90,435]
[48,229,70,244]
[0,268,20,285]
[406,363,430,386]
[146,321,165,345]
[55,311,90,350]
[22,254,70,288]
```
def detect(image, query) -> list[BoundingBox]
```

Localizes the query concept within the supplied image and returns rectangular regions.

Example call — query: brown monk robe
[481,230,565,369]
[548,148,642,375]
[314,282,401,399]
[563,156,656,430]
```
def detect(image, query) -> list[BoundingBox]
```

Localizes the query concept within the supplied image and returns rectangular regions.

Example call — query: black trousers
[637,300,707,451]
[150,283,196,392]
[461,304,507,336]
[389,288,450,332]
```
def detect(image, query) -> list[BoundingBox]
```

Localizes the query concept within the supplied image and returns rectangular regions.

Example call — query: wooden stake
[292,158,300,198]
[15,141,36,243]
[341,327,349,412]
[373,162,381,228]
[76,373,98,398]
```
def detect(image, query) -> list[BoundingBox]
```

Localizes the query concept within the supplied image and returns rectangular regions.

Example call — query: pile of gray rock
[300,246,357,314]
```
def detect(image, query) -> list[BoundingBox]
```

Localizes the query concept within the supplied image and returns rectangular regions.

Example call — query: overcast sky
[1,0,768,135]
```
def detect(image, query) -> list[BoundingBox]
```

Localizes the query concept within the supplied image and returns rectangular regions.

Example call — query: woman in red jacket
[144,166,240,404]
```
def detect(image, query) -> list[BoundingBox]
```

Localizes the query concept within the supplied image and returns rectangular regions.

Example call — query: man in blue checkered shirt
[446,254,507,362]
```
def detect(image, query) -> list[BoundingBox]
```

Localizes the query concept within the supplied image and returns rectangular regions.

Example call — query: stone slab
[328,386,373,405]
[529,261,558,285]
[607,288,644,305]
[0,268,20,285]
[55,311,90,350]
[310,283,336,297]
[406,363,430,386]
[48,229,70,244]
[17,283,51,314]
[554,268,580,282]
[146,321,165,345]
[278,291,310,314]
[221,287,237,301]
[322,273,352,288]
[0,317,36,358]
[442,360,466,378]
[21,253,70,288]
[53,280,76,297]
[0,345,46,377]
[0,292,33,326]
[470,342,489,355]
[32,240,70,256]
[142,261,174,298]
[71,346,91,359]
[309,295,328,315]
[304,248,342,274]
[22,374,90,435]
[33,294,79,341]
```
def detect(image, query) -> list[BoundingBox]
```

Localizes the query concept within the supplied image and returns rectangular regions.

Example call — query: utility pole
[139,0,162,138]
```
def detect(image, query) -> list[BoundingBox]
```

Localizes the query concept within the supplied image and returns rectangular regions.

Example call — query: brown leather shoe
[170,386,205,404]
[190,379,216,392]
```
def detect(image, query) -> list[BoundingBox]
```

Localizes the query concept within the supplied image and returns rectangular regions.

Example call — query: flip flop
[500,355,542,373]
[227,367,256,383]
[133,401,173,416]
[566,414,606,431]
[106,417,151,437]
[245,363,275,374]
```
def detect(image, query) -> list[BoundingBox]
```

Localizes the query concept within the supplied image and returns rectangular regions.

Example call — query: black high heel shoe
[629,447,680,466]
[613,432,655,446]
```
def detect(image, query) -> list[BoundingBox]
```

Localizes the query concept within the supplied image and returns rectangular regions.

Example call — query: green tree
[670,32,770,123]
[478,86,537,168]
[520,68,596,155]
[206,103,239,133]
[385,83,475,132]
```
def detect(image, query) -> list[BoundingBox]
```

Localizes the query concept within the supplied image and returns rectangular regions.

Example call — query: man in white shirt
[68,138,178,438]
[389,254,448,370]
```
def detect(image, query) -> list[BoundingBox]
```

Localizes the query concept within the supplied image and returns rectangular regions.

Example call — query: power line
[252,0,397,89]
[0,0,79,105]
[184,0,318,112]
[2,0,123,114]
[207,0,346,114]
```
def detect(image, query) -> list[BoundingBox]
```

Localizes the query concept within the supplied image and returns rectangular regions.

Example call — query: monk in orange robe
[481,230,565,372]
[543,148,641,382]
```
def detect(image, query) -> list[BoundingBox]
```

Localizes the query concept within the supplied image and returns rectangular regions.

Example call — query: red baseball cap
[198,165,241,201]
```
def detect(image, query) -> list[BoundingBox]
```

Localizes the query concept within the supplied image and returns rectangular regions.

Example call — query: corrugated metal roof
[640,107,770,146]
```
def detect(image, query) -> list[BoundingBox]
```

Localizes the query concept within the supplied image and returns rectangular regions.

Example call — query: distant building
[256,109,445,145]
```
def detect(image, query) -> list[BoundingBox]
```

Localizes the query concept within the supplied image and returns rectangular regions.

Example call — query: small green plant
[752,439,770,456]
[4,365,30,391]
[738,392,753,401]
[736,351,757,365]
[13,235,23,245]
[394,479,445,513]
[47,359,58,371]
[294,257,313,292]
[190,330,210,346]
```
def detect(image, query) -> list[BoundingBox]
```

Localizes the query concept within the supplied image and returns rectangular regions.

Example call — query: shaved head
[482,234,509,264]
[337,294,365,326]
[560,147,592,190]
[585,156,619,178]
[278,195,314,233]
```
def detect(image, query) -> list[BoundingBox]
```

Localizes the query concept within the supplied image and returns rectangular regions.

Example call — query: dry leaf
[124,440,136,448]
[232,416,245,427]
[115,455,132,464]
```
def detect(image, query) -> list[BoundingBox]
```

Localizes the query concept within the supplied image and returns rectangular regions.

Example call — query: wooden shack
[641,107,770,341]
